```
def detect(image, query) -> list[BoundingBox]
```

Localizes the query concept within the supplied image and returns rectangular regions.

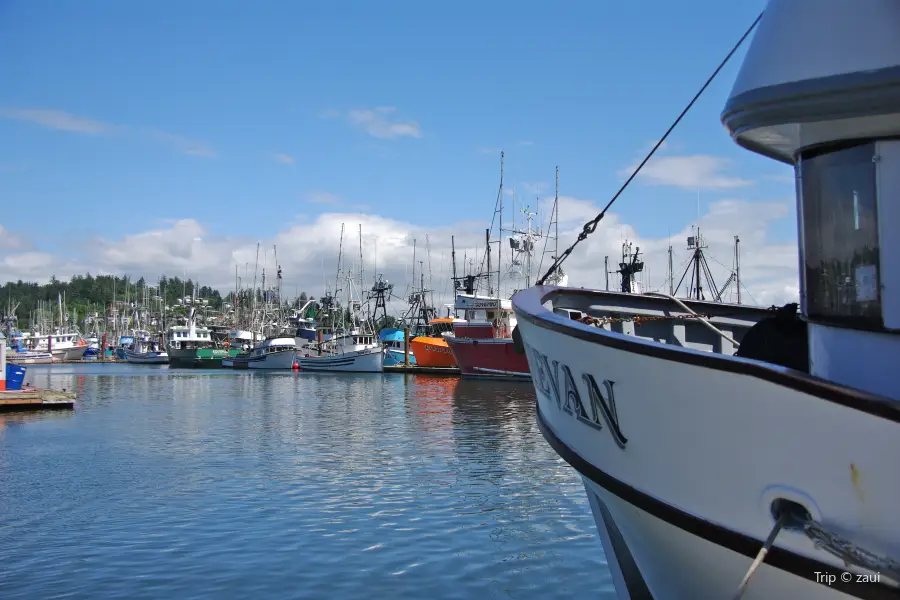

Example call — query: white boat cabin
[168,325,215,350]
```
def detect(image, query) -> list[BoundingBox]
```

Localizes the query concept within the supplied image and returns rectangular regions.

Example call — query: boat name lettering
[470,301,499,309]
[527,345,628,449]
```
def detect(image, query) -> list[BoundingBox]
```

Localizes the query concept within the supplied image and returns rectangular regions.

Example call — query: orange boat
[409,317,463,368]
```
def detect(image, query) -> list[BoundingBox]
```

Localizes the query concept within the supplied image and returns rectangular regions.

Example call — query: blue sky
[0,0,798,303]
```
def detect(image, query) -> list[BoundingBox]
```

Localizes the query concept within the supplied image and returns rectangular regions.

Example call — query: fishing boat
[512,2,900,598]
[222,336,297,369]
[6,349,53,365]
[295,224,384,373]
[167,307,237,368]
[123,332,169,364]
[296,331,383,372]
[446,294,529,379]
[380,328,414,366]
[407,318,461,367]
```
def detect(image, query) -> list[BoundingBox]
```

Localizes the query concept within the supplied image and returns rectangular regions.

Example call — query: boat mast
[668,243,674,295]
[735,235,741,304]
[451,236,458,287]
[497,151,503,296]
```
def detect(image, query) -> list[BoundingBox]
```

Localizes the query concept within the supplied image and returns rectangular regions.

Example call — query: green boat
[166,308,242,368]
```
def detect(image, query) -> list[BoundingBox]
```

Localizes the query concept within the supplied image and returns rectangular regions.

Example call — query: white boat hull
[224,349,296,370]
[296,346,383,373]
[514,286,900,600]
[51,346,88,361]
[7,352,53,365]
[124,350,169,364]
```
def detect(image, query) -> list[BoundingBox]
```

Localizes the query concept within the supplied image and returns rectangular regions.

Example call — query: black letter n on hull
[583,375,628,449]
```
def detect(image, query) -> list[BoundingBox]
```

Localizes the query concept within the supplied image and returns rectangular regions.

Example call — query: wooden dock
[0,388,77,411]
[384,365,460,376]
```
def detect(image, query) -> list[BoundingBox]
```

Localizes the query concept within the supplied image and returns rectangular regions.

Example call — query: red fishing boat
[446,295,530,380]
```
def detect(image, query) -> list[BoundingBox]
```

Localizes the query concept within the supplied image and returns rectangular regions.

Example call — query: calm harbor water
[0,364,613,599]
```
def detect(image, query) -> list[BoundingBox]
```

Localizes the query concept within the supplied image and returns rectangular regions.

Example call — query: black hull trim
[592,492,655,600]
[535,403,900,600]
[512,286,900,424]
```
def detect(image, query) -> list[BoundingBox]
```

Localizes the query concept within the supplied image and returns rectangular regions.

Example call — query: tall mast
[334,223,344,300]
[605,256,609,290]
[554,166,559,260]
[358,224,364,290]
[668,243,674,295]
[497,151,504,297]
[485,227,491,295]
[451,235,458,286]
[411,238,417,292]
[735,235,741,304]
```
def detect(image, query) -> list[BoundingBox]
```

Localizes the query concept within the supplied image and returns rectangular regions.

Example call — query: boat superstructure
[512,2,900,599]
[167,306,233,368]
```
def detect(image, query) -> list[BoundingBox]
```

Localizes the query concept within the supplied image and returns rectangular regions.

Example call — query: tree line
[1,273,400,330]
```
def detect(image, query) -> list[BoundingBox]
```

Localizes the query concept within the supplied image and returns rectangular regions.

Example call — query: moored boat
[296,331,383,373]
[512,2,900,598]
[408,318,461,368]
[446,295,529,379]
[379,328,415,366]
[124,332,169,365]
[167,308,239,368]
[223,336,296,370]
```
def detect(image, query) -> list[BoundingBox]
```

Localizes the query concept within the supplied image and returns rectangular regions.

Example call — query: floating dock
[384,365,460,376]
[0,388,77,412]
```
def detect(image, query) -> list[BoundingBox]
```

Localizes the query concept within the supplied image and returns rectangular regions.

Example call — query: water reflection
[0,364,612,599]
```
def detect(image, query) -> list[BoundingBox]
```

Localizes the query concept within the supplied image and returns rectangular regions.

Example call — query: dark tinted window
[800,142,882,326]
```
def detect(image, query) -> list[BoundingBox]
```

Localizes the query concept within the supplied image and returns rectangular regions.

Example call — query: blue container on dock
[5,364,26,391]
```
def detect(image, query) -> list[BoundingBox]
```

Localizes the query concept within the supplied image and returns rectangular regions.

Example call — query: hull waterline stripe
[535,402,899,600]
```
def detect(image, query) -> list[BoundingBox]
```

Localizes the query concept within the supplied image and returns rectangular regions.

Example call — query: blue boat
[379,328,415,366]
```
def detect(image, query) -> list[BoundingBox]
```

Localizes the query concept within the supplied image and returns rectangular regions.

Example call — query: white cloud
[477,147,501,155]
[0,225,29,251]
[273,153,294,164]
[0,195,800,309]
[622,154,753,190]
[1,106,216,158]
[323,106,422,139]
[306,191,371,212]
[145,129,216,158]
[0,107,112,135]
[308,191,341,205]
[519,140,534,146]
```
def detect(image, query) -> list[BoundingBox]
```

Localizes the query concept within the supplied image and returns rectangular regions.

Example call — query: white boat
[296,332,383,373]
[223,336,297,369]
[30,332,88,361]
[296,223,384,373]
[124,332,169,364]
[511,2,900,599]
[6,350,53,365]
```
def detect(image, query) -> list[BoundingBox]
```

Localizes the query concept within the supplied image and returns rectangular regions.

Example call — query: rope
[645,292,741,347]
[536,11,764,286]
[732,512,788,600]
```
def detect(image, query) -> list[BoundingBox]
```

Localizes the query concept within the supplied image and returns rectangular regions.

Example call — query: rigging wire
[536,11,764,286]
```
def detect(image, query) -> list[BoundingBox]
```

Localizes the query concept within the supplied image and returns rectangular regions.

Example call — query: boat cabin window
[800,142,882,327]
